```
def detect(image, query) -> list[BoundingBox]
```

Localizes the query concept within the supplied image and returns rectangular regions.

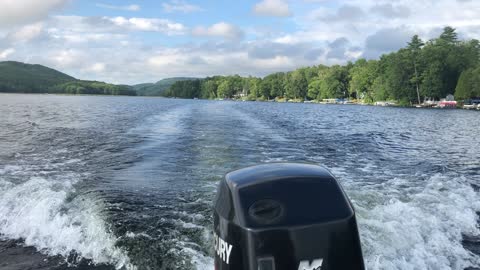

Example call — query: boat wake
[0,162,134,269]
[347,172,480,270]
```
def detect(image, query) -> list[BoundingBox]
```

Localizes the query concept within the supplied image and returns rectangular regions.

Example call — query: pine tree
[408,35,425,104]
[439,27,458,44]
[455,69,472,100]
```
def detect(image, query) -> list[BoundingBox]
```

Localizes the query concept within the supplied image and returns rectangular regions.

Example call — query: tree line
[164,27,480,104]
[0,79,137,96]
[49,81,136,96]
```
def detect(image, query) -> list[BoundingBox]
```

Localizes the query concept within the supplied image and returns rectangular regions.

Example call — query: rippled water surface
[1,93,479,270]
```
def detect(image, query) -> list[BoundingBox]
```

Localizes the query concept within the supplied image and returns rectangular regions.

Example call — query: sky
[0,0,479,85]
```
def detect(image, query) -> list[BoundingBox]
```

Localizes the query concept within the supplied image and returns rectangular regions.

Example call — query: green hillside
[50,81,137,96]
[0,61,75,93]
[133,77,197,96]
[0,61,136,96]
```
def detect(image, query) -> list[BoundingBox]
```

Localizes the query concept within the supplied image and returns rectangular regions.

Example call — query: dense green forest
[133,77,197,96]
[0,61,75,93]
[165,27,480,104]
[49,81,136,96]
[0,61,136,96]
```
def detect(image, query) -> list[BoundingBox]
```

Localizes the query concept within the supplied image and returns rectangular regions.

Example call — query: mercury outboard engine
[213,163,365,270]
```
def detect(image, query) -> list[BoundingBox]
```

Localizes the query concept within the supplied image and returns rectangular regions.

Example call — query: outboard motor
[213,163,365,270]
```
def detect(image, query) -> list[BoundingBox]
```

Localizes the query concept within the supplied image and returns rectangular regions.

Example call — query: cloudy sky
[0,0,479,84]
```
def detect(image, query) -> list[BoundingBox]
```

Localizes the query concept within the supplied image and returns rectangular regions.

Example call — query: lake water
[0,93,479,270]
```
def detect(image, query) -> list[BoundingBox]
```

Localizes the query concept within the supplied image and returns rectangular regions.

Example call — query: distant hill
[0,61,136,96]
[133,77,197,96]
[0,61,76,93]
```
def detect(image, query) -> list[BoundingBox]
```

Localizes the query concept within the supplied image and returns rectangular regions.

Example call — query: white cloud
[88,62,106,72]
[51,16,186,35]
[0,48,15,59]
[370,3,411,18]
[110,17,186,34]
[50,49,87,68]
[96,3,141,11]
[253,0,292,17]
[60,33,125,44]
[0,0,67,28]
[162,0,203,13]
[345,49,363,59]
[192,22,244,40]
[7,23,44,42]
[146,48,298,79]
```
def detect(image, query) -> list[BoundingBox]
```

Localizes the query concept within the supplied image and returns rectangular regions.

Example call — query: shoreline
[1,92,479,111]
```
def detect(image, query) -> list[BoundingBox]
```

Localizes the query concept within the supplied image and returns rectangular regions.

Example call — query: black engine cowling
[213,163,365,270]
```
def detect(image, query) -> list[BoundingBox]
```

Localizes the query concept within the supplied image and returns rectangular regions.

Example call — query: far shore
[2,92,479,111]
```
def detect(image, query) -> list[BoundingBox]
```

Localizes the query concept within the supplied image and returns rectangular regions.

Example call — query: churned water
[0,93,479,270]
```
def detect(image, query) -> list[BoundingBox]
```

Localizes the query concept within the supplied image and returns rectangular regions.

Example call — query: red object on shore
[438,101,457,108]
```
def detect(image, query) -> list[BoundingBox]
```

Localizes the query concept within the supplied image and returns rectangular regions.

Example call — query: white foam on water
[184,247,214,270]
[181,226,214,270]
[175,219,204,230]
[0,165,23,175]
[171,211,206,223]
[350,174,480,270]
[0,174,135,269]
[124,231,152,239]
